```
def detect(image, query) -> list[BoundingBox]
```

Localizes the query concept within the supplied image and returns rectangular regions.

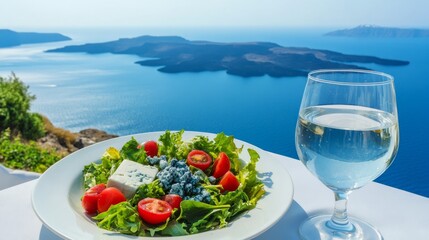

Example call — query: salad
[81,130,266,237]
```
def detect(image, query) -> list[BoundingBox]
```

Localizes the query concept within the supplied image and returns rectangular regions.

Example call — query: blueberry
[159,159,168,170]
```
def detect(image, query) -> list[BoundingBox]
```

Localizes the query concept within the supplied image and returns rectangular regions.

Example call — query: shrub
[21,112,46,140]
[0,73,45,140]
[0,129,62,173]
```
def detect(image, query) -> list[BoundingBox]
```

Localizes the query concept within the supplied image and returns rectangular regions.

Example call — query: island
[0,29,71,48]
[47,35,409,78]
[325,25,429,38]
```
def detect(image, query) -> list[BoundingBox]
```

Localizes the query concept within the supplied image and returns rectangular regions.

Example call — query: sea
[1,27,428,198]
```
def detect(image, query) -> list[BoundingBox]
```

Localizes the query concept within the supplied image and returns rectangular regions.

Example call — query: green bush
[0,74,45,140]
[21,112,45,140]
[0,129,62,173]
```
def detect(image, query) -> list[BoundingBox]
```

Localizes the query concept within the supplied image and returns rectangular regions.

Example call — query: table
[1,152,428,240]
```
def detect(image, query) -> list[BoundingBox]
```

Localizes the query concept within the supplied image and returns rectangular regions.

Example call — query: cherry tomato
[187,150,212,171]
[162,194,182,209]
[212,152,231,178]
[141,141,158,157]
[138,198,172,225]
[81,183,106,214]
[97,187,126,213]
[219,171,240,192]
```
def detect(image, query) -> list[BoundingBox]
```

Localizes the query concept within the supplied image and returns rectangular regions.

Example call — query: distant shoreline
[46,35,409,78]
[325,25,429,38]
[0,29,71,48]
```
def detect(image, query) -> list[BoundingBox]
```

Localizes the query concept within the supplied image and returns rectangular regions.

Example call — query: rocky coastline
[36,116,118,155]
[37,128,118,155]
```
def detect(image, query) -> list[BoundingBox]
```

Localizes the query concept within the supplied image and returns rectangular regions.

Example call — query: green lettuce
[158,130,187,160]
[83,147,121,190]
[93,201,142,235]
[82,163,108,190]
[157,131,243,174]
[212,133,243,174]
[120,137,147,164]
[160,220,189,236]
[129,180,165,206]
[238,149,266,204]
[218,188,258,221]
[177,200,230,234]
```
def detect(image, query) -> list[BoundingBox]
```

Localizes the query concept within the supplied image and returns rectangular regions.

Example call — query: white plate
[32,131,294,240]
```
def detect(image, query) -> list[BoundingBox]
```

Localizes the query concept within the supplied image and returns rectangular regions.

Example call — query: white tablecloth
[1,152,428,240]
[0,164,40,190]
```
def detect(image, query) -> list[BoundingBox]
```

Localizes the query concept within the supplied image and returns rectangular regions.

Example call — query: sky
[1,0,428,29]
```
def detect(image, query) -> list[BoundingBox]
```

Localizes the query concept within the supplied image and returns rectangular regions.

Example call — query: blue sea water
[0,27,428,197]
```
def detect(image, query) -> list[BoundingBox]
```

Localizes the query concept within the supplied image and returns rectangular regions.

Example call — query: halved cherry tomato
[219,171,240,192]
[212,152,231,178]
[138,198,172,225]
[162,194,182,209]
[81,183,106,214]
[187,150,212,171]
[97,187,126,213]
[138,140,158,157]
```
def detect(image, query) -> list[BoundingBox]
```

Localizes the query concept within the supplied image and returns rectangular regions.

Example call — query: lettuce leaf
[142,218,171,237]
[205,148,265,223]
[238,149,266,203]
[139,218,189,237]
[212,133,243,174]
[83,147,121,190]
[177,200,230,234]
[83,163,109,190]
[158,130,186,160]
[160,220,189,236]
[129,180,165,206]
[186,135,214,154]
[120,137,147,164]
[218,188,257,220]
[93,201,142,235]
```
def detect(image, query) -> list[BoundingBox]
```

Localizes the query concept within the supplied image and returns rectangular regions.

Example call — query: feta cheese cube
[107,159,158,199]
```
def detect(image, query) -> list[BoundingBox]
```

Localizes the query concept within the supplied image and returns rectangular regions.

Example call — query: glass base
[299,215,383,240]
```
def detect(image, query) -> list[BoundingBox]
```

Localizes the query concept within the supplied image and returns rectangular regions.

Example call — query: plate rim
[32,131,294,240]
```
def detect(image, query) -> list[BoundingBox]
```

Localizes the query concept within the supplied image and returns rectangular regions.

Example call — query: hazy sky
[1,0,428,29]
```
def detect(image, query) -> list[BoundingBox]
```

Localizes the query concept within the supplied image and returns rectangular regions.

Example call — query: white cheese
[107,159,158,199]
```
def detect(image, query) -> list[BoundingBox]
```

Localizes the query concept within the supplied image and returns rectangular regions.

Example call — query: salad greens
[82,130,266,237]
[238,149,266,204]
[129,180,165,206]
[157,130,243,173]
[158,130,187,160]
[83,147,121,189]
[93,201,141,235]
[120,137,148,164]
[177,200,230,234]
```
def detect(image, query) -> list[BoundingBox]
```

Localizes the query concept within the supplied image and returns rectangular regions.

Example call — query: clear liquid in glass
[296,104,399,192]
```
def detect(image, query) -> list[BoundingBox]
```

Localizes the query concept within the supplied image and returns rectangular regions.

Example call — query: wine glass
[295,69,399,240]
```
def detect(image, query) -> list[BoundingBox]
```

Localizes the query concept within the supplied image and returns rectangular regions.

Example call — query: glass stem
[327,191,355,232]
